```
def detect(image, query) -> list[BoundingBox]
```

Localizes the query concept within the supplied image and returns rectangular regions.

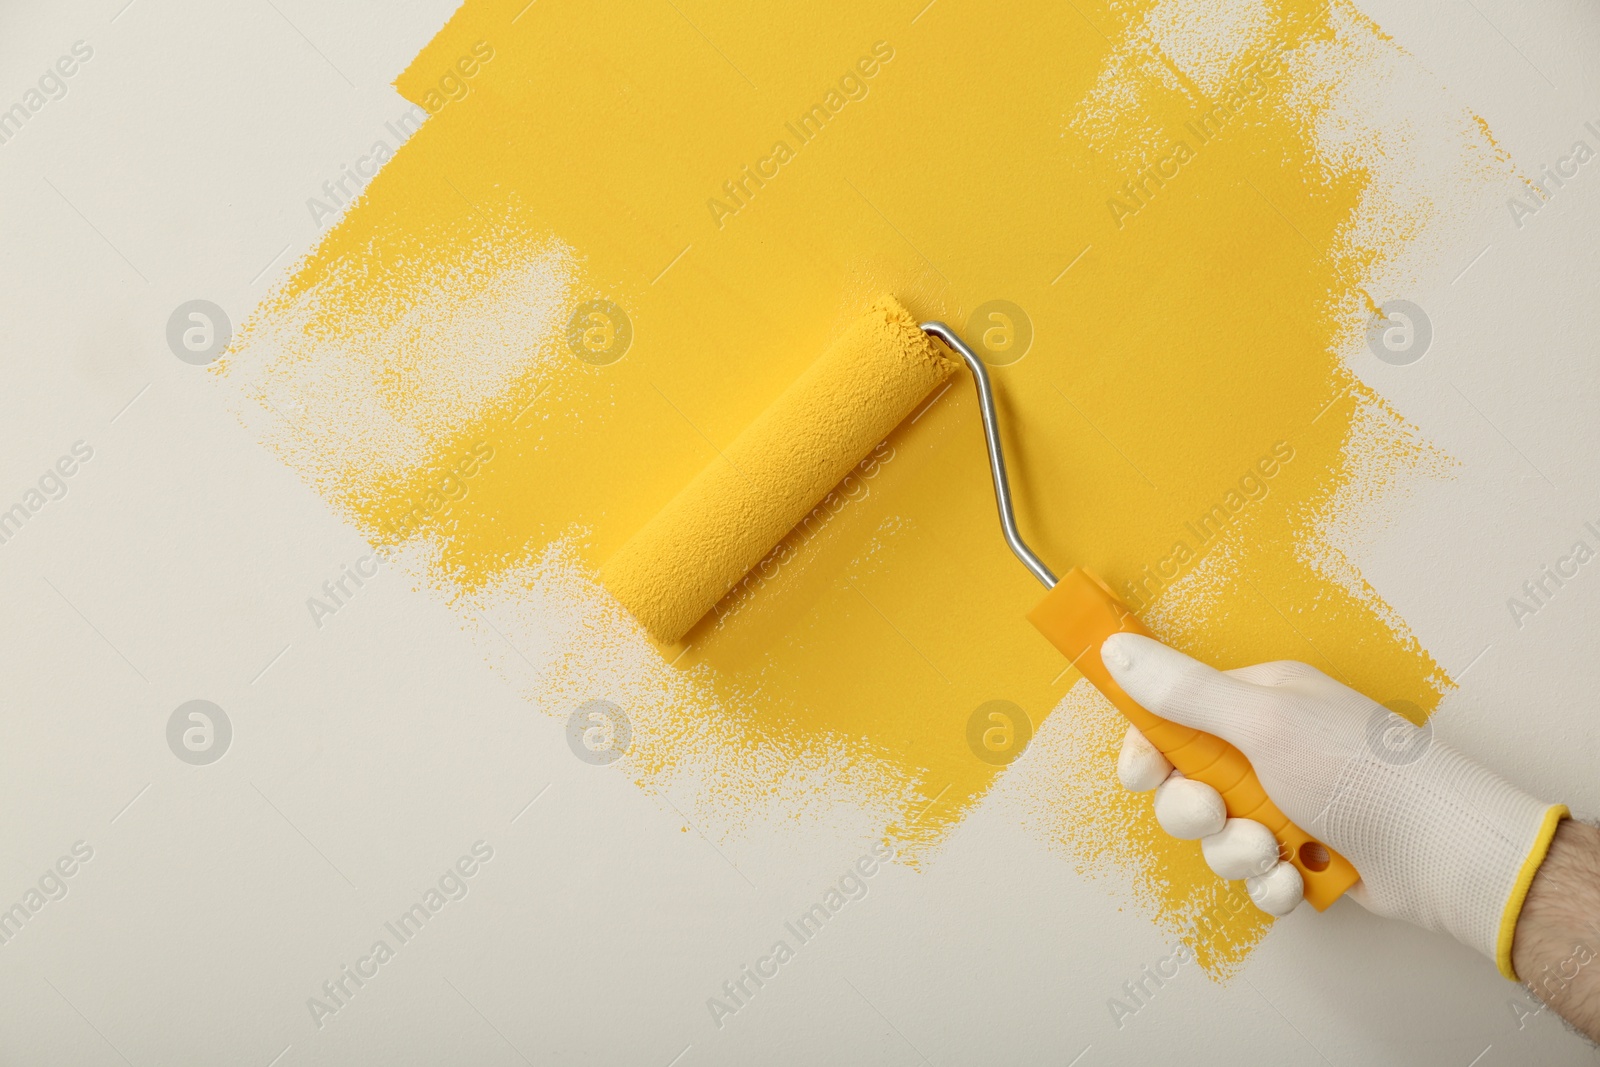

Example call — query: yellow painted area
[222,0,1481,973]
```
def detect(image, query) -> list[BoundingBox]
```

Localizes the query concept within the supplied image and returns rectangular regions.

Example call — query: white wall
[0,1,1594,1063]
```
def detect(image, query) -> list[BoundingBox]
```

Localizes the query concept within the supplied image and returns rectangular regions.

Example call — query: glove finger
[1117,723,1173,792]
[1101,633,1284,747]
[1153,771,1226,839]
[1200,818,1281,880]
[1222,660,1325,688]
[1246,861,1304,916]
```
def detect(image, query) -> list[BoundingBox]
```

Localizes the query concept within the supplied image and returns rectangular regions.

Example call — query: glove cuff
[1495,804,1568,981]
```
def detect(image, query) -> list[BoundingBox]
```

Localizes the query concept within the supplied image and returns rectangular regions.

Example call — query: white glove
[1102,632,1568,979]
[1116,722,1305,916]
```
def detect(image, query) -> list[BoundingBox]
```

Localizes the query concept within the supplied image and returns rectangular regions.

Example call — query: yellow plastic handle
[1026,567,1359,911]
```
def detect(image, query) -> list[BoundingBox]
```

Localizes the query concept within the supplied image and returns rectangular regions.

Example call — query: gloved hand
[1101,632,1567,979]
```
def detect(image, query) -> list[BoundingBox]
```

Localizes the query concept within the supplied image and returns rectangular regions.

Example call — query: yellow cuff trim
[1496,804,1569,981]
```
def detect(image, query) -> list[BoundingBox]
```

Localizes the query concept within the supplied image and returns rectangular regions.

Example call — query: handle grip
[1026,567,1359,911]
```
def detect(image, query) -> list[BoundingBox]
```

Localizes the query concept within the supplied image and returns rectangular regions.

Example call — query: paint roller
[601,295,1359,910]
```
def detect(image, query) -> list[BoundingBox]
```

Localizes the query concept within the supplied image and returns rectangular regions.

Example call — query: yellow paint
[601,295,955,644]
[220,0,1506,973]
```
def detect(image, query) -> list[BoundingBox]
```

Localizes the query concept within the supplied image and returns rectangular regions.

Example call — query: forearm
[1512,819,1600,1042]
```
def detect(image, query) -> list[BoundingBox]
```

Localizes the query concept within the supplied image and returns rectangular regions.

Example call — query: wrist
[1497,805,1570,979]
[1511,817,1597,985]
[1507,817,1600,1042]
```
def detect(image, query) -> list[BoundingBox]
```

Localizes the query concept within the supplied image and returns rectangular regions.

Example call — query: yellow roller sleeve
[603,296,957,644]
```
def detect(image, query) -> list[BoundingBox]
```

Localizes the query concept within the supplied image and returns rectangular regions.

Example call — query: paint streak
[221,0,1508,974]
